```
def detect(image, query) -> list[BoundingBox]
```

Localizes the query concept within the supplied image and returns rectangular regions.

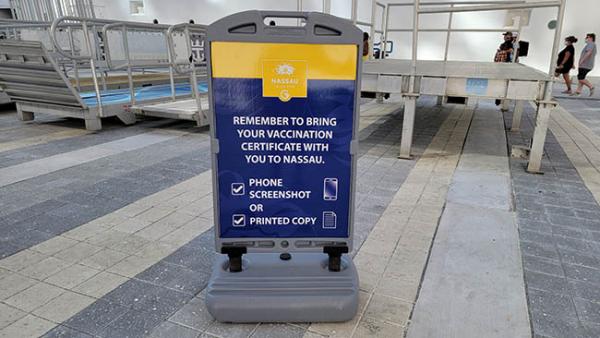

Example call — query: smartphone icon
[323,178,338,201]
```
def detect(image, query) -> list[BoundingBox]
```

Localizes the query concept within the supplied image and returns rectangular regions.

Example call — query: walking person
[573,33,597,97]
[555,36,577,94]
[495,32,515,105]
[494,31,515,63]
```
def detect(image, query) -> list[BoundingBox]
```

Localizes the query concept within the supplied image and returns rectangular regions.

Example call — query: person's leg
[574,69,586,95]
[579,68,594,96]
[580,79,593,89]
[562,73,572,93]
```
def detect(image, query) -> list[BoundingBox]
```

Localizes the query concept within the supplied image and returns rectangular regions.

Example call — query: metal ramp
[0,40,135,130]
[0,17,208,130]
[130,97,210,126]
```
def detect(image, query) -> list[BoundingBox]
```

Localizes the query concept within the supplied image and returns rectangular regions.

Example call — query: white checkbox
[231,183,245,196]
[232,214,246,227]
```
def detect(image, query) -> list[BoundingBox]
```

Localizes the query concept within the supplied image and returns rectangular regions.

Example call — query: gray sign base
[205,252,359,323]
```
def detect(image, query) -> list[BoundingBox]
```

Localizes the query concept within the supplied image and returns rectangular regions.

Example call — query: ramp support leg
[116,112,136,126]
[16,104,34,122]
[501,99,510,112]
[399,95,418,159]
[511,100,525,131]
[527,102,554,173]
[436,96,444,106]
[84,118,102,131]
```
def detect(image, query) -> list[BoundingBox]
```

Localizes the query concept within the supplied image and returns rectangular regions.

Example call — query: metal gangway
[0,16,208,130]
[358,0,566,173]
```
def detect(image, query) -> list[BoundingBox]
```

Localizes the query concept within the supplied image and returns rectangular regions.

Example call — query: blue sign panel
[211,42,358,239]
[466,78,489,96]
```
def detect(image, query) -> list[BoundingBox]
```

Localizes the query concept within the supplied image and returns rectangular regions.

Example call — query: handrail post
[410,0,420,93]
[67,26,80,91]
[545,0,565,99]
[369,0,376,59]
[443,4,454,61]
[165,30,176,101]
[121,25,135,105]
[184,25,203,123]
[382,4,390,59]
[82,21,103,115]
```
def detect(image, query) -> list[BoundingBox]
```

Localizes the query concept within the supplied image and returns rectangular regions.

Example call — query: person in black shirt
[495,32,515,105]
[555,36,578,94]
[495,32,514,63]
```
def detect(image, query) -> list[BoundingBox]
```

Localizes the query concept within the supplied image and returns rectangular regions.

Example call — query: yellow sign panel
[211,42,357,81]
[262,59,307,102]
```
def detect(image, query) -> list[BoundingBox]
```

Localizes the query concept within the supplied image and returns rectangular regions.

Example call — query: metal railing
[10,0,96,21]
[411,0,564,100]
[34,16,209,117]
[49,16,117,113]
[166,23,208,121]
[102,21,171,105]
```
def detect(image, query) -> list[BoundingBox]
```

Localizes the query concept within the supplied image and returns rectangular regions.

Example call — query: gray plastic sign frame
[206,10,363,253]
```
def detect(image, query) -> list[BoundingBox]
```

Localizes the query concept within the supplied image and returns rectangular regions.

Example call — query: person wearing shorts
[574,33,597,97]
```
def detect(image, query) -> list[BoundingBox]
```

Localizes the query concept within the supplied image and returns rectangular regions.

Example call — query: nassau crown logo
[262,60,307,102]
[276,63,295,75]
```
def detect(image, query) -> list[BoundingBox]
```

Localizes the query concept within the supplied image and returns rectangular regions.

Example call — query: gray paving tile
[579,321,600,338]
[568,279,600,304]
[573,298,600,323]
[251,323,306,338]
[558,248,600,268]
[41,325,93,338]
[62,299,128,336]
[524,270,570,295]
[551,225,591,240]
[135,261,210,295]
[28,214,82,236]
[522,255,564,277]
[163,246,216,273]
[520,241,560,260]
[97,309,166,338]
[149,321,201,338]
[530,311,580,338]
[563,264,600,284]
[2,199,67,224]
[520,230,554,244]
[204,321,258,338]
[168,297,214,331]
[0,242,20,258]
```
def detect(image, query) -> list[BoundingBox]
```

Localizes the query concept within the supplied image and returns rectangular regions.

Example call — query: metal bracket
[221,246,247,272]
[323,246,349,272]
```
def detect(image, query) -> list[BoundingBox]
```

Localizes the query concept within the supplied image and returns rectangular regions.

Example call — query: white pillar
[511,100,524,131]
[399,95,417,159]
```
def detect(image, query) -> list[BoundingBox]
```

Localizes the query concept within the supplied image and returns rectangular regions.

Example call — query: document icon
[322,211,337,229]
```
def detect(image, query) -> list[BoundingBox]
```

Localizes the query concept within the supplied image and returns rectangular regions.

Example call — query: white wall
[95,0,322,25]
[94,0,599,76]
